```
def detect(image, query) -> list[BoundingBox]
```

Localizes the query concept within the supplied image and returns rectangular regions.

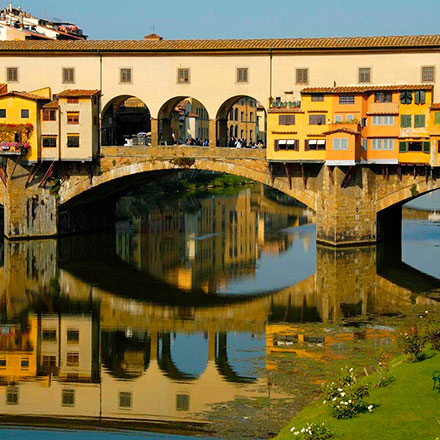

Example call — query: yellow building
[0,87,50,162]
[227,97,260,144]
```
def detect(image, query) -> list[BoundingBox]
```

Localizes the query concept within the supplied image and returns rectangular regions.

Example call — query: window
[438,140,440,153]
[62,389,75,407]
[374,92,392,103]
[400,90,412,105]
[274,139,299,151]
[0,359,5,367]
[42,356,56,370]
[0,109,5,118]
[6,387,18,405]
[236,67,248,83]
[414,90,426,105]
[62,67,75,84]
[21,109,29,119]
[436,112,440,125]
[359,67,371,83]
[414,115,426,127]
[240,129,244,138]
[120,68,132,83]
[305,139,326,150]
[67,98,79,104]
[6,67,18,82]
[43,109,56,121]
[334,115,343,123]
[333,138,349,150]
[422,66,434,82]
[309,114,326,125]
[234,108,238,121]
[296,68,308,84]
[371,138,394,150]
[240,111,244,121]
[21,358,29,369]
[67,135,80,148]
[42,329,57,341]
[66,352,79,366]
[250,112,253,122]
[346,114,354,122]
[372,115,394,125]
[279,115,295,125]
[362,139,368,151]
[401,115,411,128]
[339,95,355,104]
[42,136,57,148]
[67,112,79,124]
[311,93,324,102]
[177,68,189,84]
[176,394,190,411]
[402,141,430,152]
[119,392,132,408]
[67,330,79,344]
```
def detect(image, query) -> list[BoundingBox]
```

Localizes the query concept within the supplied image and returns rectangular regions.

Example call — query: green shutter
[435,112,440,125]
[400,115,411,128]
[414,115,426,128]
[399,141,407,152]
[423,141,430,153]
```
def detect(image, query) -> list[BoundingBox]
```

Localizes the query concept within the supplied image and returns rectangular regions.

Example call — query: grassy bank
[275,348,440,440]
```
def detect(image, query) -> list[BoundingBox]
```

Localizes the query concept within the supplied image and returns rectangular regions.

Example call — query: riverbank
[275,347,440,440]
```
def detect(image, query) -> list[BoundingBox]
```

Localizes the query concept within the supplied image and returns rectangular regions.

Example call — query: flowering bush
[321,367,370,419]
[400,326,425,362]
[420,311,440,351]
[0,141,30,151]
[290,422,334,439]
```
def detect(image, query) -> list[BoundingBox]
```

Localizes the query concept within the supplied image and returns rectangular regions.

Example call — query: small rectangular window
[296,68,308,84]
[362,139,368,151]
[0,109,6,118]
[42,329,57,341]
[423,141,430,153]
[339,95,355,105]
[279,115,295,125]
[399,141,407,152]
[422,66,435,82]
[42,356,56,370]
[67,135,80,148]
[346,114,354,122]
[62,68,75,84]
[66,352,79,366]
[374,92,392,103]
[400,115,411,128]
[119,392,132,408]
[177,68,190,84]
[62,389,75,407]
[236,68,248,83]
[21,109,29,119]
[6,387,18,405]
[311,93,324,102]
[21,358,29,369]
[359,68,371,83]
[309,114,326,125]
[120,68,132,84]
[67,112,79,124]
[435,112,440,125]
[414,91,426,105]
[414,114,426,128]
[0,359,6,367]
[400,90,413,105]
[176,394,190,411]
[67,330,79,344]
[6,67,18,82]
[334,115,343,123]
[67,98,79,104]
[43,109,56,121]
[333,138,349,150]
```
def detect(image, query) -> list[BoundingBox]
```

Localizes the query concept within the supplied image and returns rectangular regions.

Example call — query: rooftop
[0,91,49,101]
[1,34,440,52]
[301,85,434,94]
[57,89,100,98]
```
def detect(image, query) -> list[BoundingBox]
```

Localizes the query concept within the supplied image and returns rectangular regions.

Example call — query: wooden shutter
[287,115,295,125]
[274,140,279,151]
[399,141,407,152]
[435,113,440,125]
[401,115,411,128]
[295,140,299,151]
[304,140,309,151]
[423,141,430,153]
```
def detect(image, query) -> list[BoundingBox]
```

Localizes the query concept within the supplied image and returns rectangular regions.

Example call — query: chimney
[8,3,12,12]
[144,33,163,41]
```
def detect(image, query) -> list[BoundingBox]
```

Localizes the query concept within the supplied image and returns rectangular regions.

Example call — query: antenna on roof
[152,22,155,34]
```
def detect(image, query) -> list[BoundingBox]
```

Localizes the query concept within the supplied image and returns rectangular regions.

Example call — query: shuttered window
[279,115,295,125]
[422,66,434,82]
[414,115,426,127]
[435,112,440,125]
[177,68,190,84]
[358,68,371,83]
[305,139,326,150]
[6,67,18,82]
[311,94,324,102]
[67,112,79,124]
[333,138,349,150]
[400,115,411,128]
[296,68,308,84]
[309,114,326,125]
[67,135,80,148]
[62,68,75,84]
[399,141,407,152]
[274,139,298,151]
[42,137,57,148]
[400,91,412,105]
[120,68,132,83]
[43,109,56,121]
[423,141,430,153]
[414,91,426,105]
[236,68,248,83]
[339,95,355,104]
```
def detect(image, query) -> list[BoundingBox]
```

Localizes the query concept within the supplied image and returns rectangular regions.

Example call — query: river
[1,183,439,439]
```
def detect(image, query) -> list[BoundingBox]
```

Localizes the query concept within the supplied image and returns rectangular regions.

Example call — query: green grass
[275,349,440,440]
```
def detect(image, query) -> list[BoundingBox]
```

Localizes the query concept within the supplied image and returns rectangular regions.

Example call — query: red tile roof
[57,89,100,98]
[431,103,440,109]
[0,91,49,101]
[302,85,433,94]
[42,100,59,109]
[323,127,360,136]
[0,34,440,52]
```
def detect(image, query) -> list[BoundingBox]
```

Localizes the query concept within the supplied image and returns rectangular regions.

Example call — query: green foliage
[171,157,195,168]
[290,422,334,439]
[399,325,425,362]
[321,367,370,419]
[420,310,440,351]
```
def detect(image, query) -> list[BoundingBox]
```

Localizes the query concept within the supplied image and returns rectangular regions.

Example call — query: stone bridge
[4,146,440,245]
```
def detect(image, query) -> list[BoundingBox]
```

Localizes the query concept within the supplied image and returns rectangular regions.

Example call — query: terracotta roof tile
[42,100,59,109]
[323,127,360,136]
[431,103,440,109]
[0,91,49,101]
[57,89,100,98]
[302,85,433,94]
[0,34,440,52]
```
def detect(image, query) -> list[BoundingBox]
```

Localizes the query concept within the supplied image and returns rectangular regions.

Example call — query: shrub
[290,422,334,439]
[322,367,370,419]
[400,326,425,362]
[420,311,440,351]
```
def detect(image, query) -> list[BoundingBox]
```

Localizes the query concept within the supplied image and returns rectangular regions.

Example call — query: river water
[1,184,440,439]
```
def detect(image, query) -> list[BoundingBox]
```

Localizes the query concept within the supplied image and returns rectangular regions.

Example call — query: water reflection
[0,187,439,437]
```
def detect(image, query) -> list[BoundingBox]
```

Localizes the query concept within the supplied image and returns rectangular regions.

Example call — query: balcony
[367,102,399,115]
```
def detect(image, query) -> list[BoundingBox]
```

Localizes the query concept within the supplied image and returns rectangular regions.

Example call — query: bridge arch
[101,95,151,147]
[216,95,267,148]
[157,96,210,146]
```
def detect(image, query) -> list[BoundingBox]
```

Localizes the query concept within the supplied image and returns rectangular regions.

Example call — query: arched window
[234,125,238,138]
[229,109,233,120]
[229,126,234,137]
[234,108,238,121]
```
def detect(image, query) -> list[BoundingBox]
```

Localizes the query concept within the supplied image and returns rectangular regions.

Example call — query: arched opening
[158,96,210,146]
[101,95,151,146]
[216,96,266,148]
